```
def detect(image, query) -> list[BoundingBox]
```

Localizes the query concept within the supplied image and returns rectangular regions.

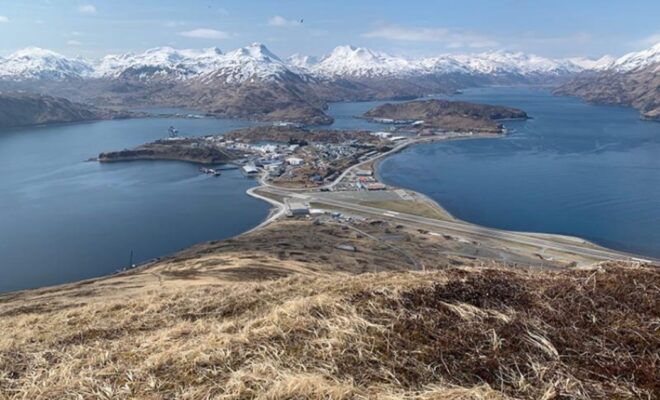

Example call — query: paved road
[260,186,654,263]
[244,186,285,233]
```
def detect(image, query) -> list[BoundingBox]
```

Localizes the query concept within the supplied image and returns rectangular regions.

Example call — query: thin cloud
[165,21,186,28]
[179,28,229,39]
[268,16,301,28]
[67,40,82,46]
[78,4,97,15]
[363,24,498,49]
[0,16,9,23]
[635,33,660,48]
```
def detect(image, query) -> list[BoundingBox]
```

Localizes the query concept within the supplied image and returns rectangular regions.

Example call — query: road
[258,186,654,263]
[257,136,439,192]
[247,132,657,265]
[244,186,285,233]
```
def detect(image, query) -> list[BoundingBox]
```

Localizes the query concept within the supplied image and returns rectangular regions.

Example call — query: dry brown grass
[1,261,658,399]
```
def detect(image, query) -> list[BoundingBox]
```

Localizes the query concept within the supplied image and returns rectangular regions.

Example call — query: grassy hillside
[1,221,658,399]
[1,264,657,399]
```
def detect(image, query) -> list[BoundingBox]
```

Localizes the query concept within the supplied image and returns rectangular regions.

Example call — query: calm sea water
[376,87,660,258]
[2,88,658,292]
[0,117,268,292]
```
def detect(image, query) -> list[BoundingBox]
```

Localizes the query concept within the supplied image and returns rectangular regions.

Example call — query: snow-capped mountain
[286,54,318,71]
[567,55,616,71]
[300,45,600,80]
[1,43,632,85]
[95,47,225,80]
[448,51,583,76]
[0,47,93,81]
[94,43,300,84]
[556,42,660,121]
[608,42,660,72]
[198,43,298,84]
[311,45,419,78]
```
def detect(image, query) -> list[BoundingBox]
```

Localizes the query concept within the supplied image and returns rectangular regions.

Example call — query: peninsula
[0,92,132,129]
[5,98,659,400]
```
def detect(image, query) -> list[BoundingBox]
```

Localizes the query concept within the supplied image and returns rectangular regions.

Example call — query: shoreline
[246,131,656,264]
[2,109,656,295]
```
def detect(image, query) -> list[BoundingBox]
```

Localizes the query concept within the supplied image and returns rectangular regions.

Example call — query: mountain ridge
[0,43,618,83]
[556,43,660,120]
[2,42,658,124]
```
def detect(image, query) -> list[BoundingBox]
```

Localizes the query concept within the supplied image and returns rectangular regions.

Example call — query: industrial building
[287,201,310,216]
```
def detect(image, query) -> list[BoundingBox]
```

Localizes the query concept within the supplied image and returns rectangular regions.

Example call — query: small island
[363,99,528,134]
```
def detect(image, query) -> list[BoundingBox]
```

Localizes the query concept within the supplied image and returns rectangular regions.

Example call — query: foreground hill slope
[1,220,657,399]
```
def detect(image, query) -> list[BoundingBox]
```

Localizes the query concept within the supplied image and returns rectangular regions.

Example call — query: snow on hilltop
[96,43,297,84]
[311,45,418,78]
[1,42,659,83]
[566,55,616,71]
[307,46,591,78]
[286,54,318,71]
[95,47,225,79]
[608,42,660,72]
[448,51,583,76]
[0,47,93,81]
[198,43,296,84]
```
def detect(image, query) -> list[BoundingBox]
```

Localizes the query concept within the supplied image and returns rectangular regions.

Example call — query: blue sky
[0,0,658,59]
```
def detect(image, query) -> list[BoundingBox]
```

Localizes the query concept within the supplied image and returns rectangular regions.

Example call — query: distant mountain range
[0,43,609,83]
[557,43,660,120]
[0,42,658,123]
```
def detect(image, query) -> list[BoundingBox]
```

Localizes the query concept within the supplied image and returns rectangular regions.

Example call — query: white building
[242,165,259,176]
[287,201,309,216]
[286,157,304,166]
[370,131,392,139]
